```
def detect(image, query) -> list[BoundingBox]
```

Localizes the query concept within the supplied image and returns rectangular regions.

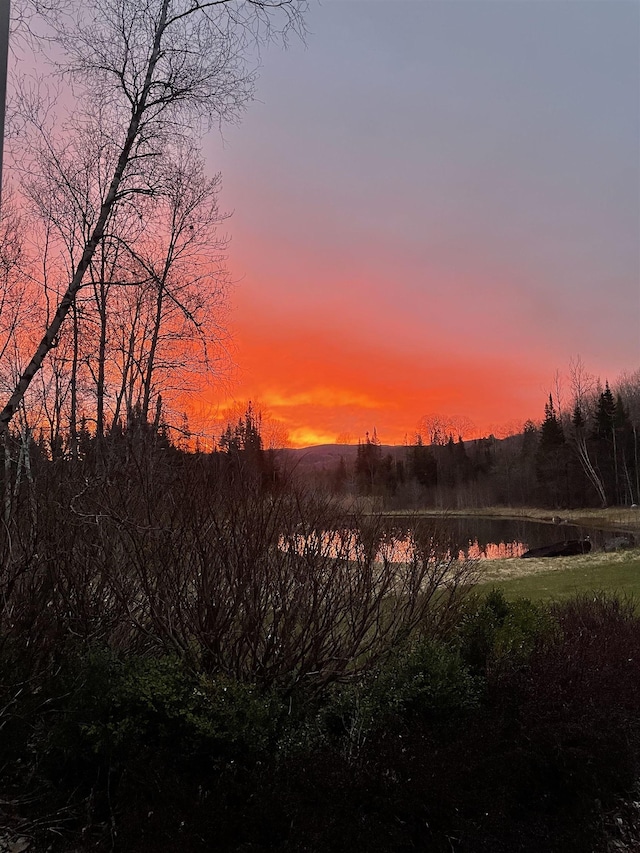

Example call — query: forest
[302,370,640,512]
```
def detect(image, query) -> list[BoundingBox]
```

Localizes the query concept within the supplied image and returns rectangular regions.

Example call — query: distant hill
[280,443,406,473]
[279,435,520,473]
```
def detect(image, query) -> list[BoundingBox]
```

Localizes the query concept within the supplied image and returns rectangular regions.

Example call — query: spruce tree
[355,430,383,494]
[536,395,569,506]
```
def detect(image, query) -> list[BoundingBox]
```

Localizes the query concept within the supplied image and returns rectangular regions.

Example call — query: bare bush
[0,450,477,691]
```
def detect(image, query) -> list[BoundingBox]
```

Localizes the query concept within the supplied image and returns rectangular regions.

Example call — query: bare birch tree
[615,369,640,505]
[115,144,230,427]
[568,356,607,507]
[1,0,306,434]
[0,186,24,366]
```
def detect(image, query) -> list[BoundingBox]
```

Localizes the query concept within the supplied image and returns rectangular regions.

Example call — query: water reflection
[384,516,612,561]
[282,516,612,564]
[282,528,443,564]
[466,540,526,560]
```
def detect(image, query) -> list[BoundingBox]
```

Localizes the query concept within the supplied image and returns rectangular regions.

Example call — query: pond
[282,515,629,564]
[382,515,619,561]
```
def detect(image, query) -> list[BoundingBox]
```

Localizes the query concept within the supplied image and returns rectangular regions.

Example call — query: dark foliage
[3,578,640,851]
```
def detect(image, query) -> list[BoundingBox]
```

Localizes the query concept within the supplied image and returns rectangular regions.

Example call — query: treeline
[4,365,638,512]
[314,370,640,510]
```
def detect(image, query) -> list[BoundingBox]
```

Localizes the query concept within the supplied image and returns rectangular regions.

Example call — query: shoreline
[377,505,640,534]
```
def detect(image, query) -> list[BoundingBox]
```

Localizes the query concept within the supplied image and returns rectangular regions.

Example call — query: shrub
[320,638,479,756]
[475,594,640,850]
[457,588,552,675]
[34,650,285,803]
[0,456,476,692]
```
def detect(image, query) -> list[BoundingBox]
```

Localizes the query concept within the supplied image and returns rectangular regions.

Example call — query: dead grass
[471,548,640,604]
[383,506,640,533]
[477,547,640,584]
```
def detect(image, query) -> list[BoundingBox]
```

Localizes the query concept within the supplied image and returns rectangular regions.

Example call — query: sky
[202,0,639,447]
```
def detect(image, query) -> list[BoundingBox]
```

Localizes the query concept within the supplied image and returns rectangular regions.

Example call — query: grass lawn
[475,549,640,602]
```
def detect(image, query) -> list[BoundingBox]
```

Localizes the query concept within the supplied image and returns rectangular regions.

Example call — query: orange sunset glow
[197,0,638,449]
[201,311,548,448]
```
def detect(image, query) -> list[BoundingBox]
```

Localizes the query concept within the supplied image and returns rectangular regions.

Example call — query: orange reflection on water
[282,531,527,564]
[464,540,527,560]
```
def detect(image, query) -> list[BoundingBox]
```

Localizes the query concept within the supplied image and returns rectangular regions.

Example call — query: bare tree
[16,117,133,449]
[1,0,306,434]
[117,145,230,426]
[417,413,475,446]
[568,356,607,507]
[0,186,24,366]
[0,0,10,211]
[616,368,640,505]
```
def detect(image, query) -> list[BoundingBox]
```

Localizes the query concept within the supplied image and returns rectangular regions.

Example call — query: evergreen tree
[454,436,473,484]
[409,435,438,488]
[615,394,637,504]
[218,403,268,483]
[593,383,616,440]
[589,384,634,504]
[472,437,495,477]
[540,395,565,448]
[535,395,569,506]
[331,455,348,494]
[517,420,540,502]
[521,420,538,457]
[355,429,382,494]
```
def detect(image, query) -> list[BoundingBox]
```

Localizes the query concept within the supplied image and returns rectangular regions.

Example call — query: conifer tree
[536,394,569,506]
[410,435,438,488]
[355,429,382,494]
[590,383,633,504]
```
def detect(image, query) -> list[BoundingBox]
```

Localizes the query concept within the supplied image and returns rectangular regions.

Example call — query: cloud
[261,387,382,410]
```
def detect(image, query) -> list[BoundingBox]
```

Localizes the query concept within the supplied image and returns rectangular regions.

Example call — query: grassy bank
[475,548,640,601]
[378,504,640,601]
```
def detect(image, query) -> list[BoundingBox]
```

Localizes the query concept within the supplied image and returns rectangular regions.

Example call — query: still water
[280,516,611,563]
[383,515,612,561]
[284,516,614,564]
